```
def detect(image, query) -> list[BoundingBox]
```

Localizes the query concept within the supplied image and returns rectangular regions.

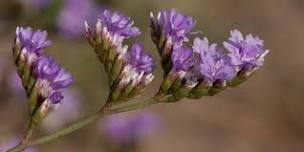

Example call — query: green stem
[6,96,164,152]
[7,110,108,152]
[110,96,163,113]
[20,122,36,145]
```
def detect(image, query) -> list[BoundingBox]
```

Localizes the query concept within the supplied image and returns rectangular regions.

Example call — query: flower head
[128,43,155,74]
[121,44,155,86]
[13,27,73,124]
[34,56,73,105]
[171,45,193,72]
[100,9,141,38]
[223,29,269,69]
[159,9,195,42]
[16,27,52,54]
[194,37,236,83]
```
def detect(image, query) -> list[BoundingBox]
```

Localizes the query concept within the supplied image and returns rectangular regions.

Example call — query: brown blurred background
[1,0,304,151]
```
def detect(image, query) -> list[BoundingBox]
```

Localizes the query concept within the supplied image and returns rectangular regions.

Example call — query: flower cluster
[6,7,269,152]
[86,9,155,104]
[13,27,73,125]
[150,9,195,73]
[150,9,269,102]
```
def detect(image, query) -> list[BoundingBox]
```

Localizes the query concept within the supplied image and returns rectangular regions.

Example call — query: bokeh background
[1,0,304,151]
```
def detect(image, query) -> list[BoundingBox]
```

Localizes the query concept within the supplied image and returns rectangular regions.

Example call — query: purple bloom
[171,45,193,72]
[223,29,269,69]
[35,56,60,80]
[129,43,155,74]
[16,27,52,54]
[34,56,73,104]
[57,0,97,38]
[118,43,155,89]
[99,9,141,38]
[100,112,159,145]
[194,37,236,83]
[159,9,195,42]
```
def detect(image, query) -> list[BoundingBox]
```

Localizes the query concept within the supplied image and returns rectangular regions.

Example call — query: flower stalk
[6,96,164,152]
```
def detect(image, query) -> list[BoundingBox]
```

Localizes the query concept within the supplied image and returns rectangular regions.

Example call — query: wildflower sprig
[150,9,269,102]
[12,27,73,147]
[6,8,269,152]
[85,9,155,105]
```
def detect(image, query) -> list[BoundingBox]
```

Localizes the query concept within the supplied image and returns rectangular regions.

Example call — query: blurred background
[0,0,304,151]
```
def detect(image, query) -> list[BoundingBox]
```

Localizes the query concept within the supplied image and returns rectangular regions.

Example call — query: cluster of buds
[150,9,269,102]
[13,27,73,126]
[85,10,155,104]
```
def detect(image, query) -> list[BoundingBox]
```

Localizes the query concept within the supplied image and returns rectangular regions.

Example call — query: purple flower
[16,27,52,54]
[128,43,155,74]
[117,43,155,89]
[34,56,73,104]
[100,112,159,145]
[223,29,269,69]
[34,56,60,80]
[99,9,141,38]
[13,26,74,130]
[57,0,98,38]
[171,45,193,72]
[159,9,195,43]
[194,37,236,83]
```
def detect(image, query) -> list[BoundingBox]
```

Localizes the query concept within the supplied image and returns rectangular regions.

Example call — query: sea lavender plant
[149,9,269,102]
[11,26,73,146]
[85,9,155,106]
[6,8,269,152]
